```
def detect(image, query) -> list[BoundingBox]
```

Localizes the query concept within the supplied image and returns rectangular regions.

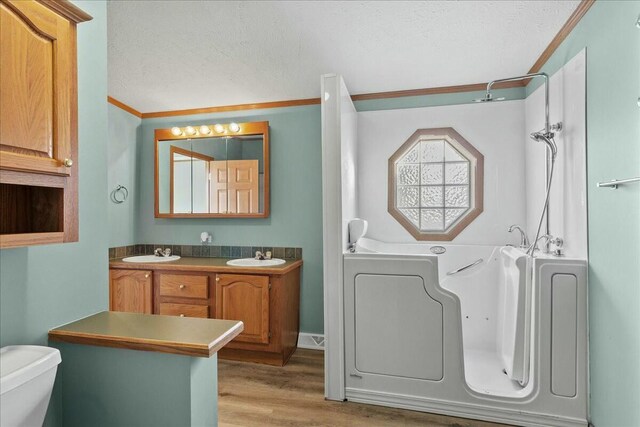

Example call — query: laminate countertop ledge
[48,311,243,357]
[109,256,303,275]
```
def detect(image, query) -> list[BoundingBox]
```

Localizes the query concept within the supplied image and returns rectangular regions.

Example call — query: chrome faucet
[154,247,171,257]
[254,251,272,260]
[508,225,530,249]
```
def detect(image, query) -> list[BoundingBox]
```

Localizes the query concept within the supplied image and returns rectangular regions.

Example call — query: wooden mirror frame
[154,121,270,218]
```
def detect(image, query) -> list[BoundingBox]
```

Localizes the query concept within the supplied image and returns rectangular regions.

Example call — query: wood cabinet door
[109,270,153,314]
[216,274,269,344]
[0,0,75,176]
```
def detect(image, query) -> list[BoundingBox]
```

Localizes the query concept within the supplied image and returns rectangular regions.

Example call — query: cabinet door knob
[144,274,150,278]
[63,158,73,167]
[179,284,185,289]
[179,314,185,317]
[216,277,220,282]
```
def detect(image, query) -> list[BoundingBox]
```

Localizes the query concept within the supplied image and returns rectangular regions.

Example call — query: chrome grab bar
[446,258,483,276]
[597,176,640,189]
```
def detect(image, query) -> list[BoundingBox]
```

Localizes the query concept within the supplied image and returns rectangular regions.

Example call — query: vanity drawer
[159,302,209,318]
[159,274,208,299]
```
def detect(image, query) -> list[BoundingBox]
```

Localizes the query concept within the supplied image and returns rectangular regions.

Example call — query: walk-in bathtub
[344,237,588,427]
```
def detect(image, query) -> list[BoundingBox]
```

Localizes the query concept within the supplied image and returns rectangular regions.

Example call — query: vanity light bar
[170,123,241,137]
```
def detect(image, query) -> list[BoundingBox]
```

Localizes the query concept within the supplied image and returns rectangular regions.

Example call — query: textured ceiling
[107,1,580,112]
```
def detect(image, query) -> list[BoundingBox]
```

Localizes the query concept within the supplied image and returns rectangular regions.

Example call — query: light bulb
[171,127,183,136]
[185,126,197,136]
[229,122,240,132]
[213,124,225,133]
[199,125,211,135]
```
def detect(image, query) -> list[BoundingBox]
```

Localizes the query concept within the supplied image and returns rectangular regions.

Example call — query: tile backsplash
[109,244,302,260]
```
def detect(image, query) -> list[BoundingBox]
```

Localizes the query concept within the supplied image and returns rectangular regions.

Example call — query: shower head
[530,130,557,159]
[472,92,506,103]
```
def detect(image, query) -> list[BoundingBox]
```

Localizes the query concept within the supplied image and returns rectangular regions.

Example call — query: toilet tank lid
[0,346,61,394]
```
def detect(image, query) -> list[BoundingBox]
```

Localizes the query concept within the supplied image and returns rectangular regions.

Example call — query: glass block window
[388,128,484,241]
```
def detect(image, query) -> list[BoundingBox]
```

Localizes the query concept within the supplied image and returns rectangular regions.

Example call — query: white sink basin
[122,255,181,263]
[226,258,286,267]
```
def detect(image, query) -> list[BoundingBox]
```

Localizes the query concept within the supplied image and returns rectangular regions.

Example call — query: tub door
[352,273,443,380]
[344,254,464,397]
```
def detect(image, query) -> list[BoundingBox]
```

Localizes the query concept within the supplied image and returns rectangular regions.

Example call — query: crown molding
[350,80,523,102]
[141,98,320,119]
[107,97,143,118]
[36,0,92,23]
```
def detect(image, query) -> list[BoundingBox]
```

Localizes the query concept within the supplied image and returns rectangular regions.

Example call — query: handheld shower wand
[530,130,558,159]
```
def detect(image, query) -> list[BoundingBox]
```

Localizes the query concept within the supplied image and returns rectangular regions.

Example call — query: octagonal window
[388,128,484,241]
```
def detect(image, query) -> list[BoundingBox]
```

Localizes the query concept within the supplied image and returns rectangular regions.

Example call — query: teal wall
[528,2,640,425]
[108,104,141,247]
[0,1,109,425]
[137,107,324,333]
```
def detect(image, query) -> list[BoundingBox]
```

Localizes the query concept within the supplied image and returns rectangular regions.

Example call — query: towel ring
[111,185,129,204]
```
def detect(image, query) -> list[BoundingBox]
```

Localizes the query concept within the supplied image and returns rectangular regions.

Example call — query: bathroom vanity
[49,311,242,427]
[108,257,302,366]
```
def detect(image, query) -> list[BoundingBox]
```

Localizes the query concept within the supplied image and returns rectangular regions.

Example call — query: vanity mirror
[155,121,269,218]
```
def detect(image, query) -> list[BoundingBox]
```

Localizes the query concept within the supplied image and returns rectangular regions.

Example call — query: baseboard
[298,333,325,350]
[345,388,587,427]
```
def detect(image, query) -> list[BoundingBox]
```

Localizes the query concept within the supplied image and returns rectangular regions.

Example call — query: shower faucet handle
[550,236,563,248]
[534,234,563,254]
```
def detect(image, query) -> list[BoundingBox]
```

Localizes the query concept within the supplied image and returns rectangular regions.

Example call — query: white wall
[357,101,526,246]
[525,50,587,258]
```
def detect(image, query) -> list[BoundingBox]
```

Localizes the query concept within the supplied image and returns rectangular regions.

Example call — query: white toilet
[0,346,62,427]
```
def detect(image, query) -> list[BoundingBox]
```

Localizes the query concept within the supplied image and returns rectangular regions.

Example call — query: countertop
[109,256,303,275]
[48,311,243,357]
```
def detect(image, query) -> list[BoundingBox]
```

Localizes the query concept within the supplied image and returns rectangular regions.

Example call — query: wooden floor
[218,349,508,427]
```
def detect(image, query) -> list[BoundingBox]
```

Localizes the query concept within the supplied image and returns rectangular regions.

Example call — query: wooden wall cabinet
[0,0,91,248]
[109,269,153,314]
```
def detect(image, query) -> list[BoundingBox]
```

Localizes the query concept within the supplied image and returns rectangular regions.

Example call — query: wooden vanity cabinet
[108,260,302,366]
[0,0,91,248]
[109,269,153,314]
